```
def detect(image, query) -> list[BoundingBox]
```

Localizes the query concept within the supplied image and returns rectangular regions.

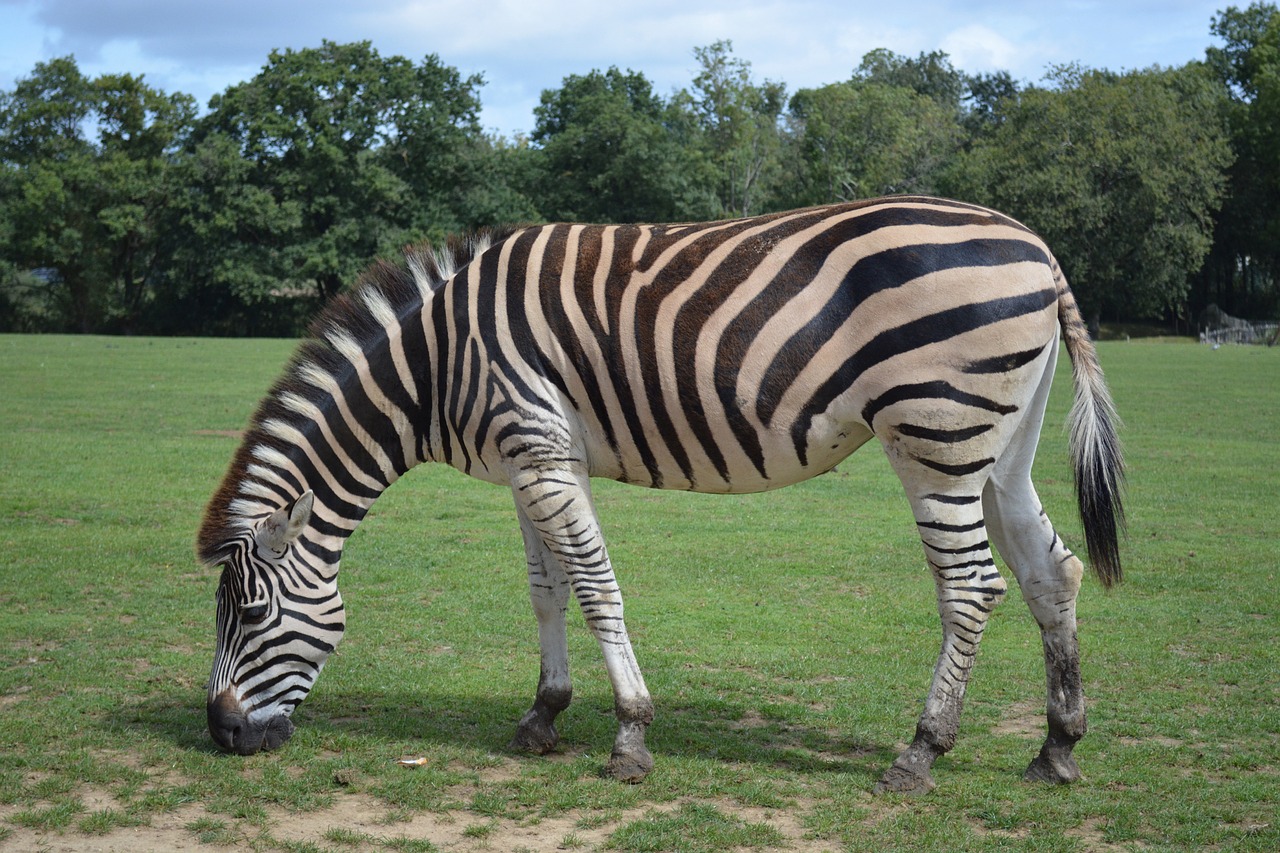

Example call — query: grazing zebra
[200,196,1123,793]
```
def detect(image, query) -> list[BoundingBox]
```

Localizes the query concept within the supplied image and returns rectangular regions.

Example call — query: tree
[784,79,963,205]
[195,41,484,303]
[0,57,195,331]
[532,67,711,223]
[962,70,1020,135]
[685,41,787,217]
[1200,2,1280,319]
[154,132,305,335]
[854,48,967,111]
[452,132,544,231]
[948,64,1232,326]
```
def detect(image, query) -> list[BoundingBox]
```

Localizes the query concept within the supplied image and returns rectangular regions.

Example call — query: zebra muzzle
[207,689,296,754]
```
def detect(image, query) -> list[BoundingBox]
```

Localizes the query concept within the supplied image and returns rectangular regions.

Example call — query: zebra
[199,196,1123,794]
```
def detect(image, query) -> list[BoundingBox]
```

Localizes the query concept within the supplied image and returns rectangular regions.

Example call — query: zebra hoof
[509,708,560,755]
[605,717,653,783]
[873,763,936,795]
[1023,751,1082,784]
[604,745,653,784]
[873,739,940,795]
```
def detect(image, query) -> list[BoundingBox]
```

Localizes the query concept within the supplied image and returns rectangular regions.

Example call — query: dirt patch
[1064,816,1130,850]
[1,793,205,853]
[967,815,1031,842]
[992,699,1043,740]
[265,793,645,851]
[193,429,243,439]
[276,799,824,850]
[317,798,812,852]
[0,686,32,710]
[729,707,770,730]
[1,781,819,853]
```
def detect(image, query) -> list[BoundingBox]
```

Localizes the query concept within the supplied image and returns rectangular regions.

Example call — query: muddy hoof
[509,709,559,755]
[874,740,941,795]
[506,696,563,753]
[605,746,653,784]
[873,763,936,795]
[1024,751,1082,784]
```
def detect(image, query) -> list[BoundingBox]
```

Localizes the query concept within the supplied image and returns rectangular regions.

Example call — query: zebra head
[205,491,345,754]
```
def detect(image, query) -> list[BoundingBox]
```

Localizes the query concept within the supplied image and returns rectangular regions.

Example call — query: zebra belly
[576,392,877,495]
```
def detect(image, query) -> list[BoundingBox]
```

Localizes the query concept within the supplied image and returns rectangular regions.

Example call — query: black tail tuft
[1074,397,1125,588]
[1055,259,1125,587]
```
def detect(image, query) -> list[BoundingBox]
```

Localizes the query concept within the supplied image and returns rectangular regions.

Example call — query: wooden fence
[1199,322,1279,345]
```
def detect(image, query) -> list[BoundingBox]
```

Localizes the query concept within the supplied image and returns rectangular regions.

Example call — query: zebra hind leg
[984,472,1087,784]
[874,486,1008,794]
[510,504,574,756]
[981,336,1089,785]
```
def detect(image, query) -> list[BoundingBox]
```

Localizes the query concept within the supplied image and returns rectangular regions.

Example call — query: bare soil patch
[992,699,1043,740]
[1,778,820,853]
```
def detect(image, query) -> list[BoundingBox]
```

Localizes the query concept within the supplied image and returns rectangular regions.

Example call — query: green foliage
[453,132,544,230]
[195,41,483,302]
[157,131,308,336]
[0,57,196,332]
[1199,2,1280,319]
[1,15,1277,332]
[784,79,962,203]
[532,68,713,223]
[854,48,968,111]
[686,40,787,217]
[962,70,1020,134]
[947,63,1232,324]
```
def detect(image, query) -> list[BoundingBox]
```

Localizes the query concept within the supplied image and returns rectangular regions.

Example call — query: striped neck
[197,230,516,571]
[199,294,439,573]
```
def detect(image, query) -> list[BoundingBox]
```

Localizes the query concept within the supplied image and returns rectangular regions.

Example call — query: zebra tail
[1054,259,1126,588]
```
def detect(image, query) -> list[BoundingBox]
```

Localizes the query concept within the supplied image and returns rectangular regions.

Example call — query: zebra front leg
[509,467,654,782]
[875,499,1007,794]
[510,505,573,755]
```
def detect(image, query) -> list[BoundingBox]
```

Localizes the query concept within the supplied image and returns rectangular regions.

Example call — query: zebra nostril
[209,717,244,751]
[207,689,252,753]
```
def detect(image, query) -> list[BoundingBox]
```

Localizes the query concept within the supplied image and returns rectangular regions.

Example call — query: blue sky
[0,0,1230,136]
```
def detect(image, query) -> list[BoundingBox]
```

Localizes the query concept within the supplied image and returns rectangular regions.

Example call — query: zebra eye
[240,603,269,624]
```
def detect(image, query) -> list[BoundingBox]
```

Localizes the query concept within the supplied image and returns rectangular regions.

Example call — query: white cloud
[940,24,1022,74]
[0,0,1230,134]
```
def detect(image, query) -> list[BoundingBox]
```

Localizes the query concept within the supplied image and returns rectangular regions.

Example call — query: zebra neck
[290,412,435,560]
[240,362,436,574]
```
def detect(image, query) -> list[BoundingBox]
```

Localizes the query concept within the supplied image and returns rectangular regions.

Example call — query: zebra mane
[196,226,519,566]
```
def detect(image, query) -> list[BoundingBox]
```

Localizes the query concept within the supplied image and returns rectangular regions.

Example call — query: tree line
[1,3,1277,337]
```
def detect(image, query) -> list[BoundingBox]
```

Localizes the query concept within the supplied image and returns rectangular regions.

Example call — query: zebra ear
[257,491,314,553]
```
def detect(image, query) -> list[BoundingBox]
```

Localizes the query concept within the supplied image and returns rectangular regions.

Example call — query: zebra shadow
[112,685,894,782]
[299,686,894,779]
[112,686,890,778]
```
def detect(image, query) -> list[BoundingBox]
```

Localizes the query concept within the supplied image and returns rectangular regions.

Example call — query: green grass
[607,802,786,851]
[1,333,1278,851]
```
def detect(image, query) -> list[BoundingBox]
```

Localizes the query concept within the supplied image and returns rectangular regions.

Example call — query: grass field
[0,333,1277,852]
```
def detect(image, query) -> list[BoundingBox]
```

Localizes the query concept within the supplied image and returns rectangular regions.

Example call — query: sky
[0,0,1231,137]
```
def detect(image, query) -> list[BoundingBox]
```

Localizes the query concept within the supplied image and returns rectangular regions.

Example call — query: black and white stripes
[200,195,1123,791]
